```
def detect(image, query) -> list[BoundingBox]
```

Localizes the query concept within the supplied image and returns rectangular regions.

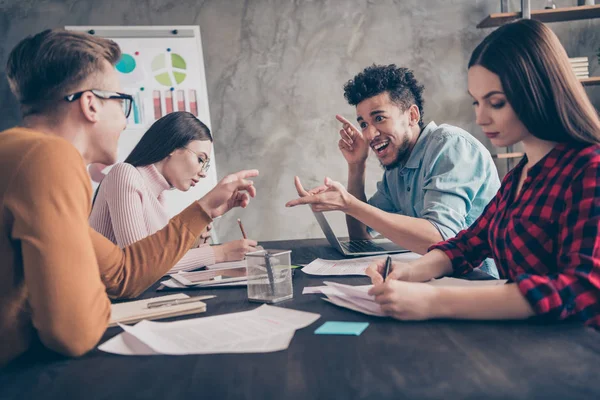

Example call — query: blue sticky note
[314,321,369,336]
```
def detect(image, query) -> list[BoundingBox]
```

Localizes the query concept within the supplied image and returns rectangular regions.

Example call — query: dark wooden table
[2,239,600,399]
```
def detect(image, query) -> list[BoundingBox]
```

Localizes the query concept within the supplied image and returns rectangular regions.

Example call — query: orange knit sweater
[0,127,211,366]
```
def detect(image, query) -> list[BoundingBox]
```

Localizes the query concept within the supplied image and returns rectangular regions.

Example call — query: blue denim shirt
[368,121,501,277]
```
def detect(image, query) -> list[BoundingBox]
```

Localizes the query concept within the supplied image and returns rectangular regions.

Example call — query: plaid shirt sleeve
[428,191,500,276]
[515,162,600,323]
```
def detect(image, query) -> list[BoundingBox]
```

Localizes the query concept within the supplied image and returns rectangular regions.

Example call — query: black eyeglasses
[64,89,134,118]
[184,147,211,173]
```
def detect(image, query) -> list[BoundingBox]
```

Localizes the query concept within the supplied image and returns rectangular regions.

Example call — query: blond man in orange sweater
[0,29,258,366]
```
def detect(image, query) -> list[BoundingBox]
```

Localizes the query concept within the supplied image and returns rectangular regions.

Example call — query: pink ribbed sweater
[89,163,215,273]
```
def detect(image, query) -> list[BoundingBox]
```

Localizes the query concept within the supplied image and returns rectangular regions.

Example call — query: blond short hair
[6,29,121,116]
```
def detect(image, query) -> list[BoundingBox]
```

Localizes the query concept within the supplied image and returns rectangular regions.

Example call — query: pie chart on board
[152,52,187,86]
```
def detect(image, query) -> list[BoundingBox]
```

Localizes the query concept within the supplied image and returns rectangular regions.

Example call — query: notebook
[109,294,207,327]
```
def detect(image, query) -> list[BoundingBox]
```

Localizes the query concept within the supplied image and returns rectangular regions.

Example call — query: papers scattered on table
[160,277,246,290]
[109,294,208,327]
[205,260,248,271]
[100,305,320,356]
[167,259,246,275]
[301,253,421,276]
[320,282,384,316]
[171,264,246,285]
[316,278,508,317]
[303,286,329,294]
[161,261,248,289]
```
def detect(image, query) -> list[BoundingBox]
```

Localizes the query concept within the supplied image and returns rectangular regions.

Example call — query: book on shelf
[569,57,589,63]
[570,62,589,69]
[572,67,590,74]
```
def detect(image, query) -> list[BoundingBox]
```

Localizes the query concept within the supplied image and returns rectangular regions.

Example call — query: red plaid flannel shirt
[430,143,600,327]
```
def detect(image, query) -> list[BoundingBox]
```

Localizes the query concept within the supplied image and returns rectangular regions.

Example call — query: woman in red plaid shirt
[366,19,600,327]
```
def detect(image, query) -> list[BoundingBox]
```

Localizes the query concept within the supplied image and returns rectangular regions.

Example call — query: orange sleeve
[92,201,211,298]
[7,138,109,357]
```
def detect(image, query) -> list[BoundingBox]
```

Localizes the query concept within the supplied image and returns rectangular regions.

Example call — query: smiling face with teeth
[356,92,421,170]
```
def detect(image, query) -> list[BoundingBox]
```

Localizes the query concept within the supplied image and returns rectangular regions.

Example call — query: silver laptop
[313,211,408,257]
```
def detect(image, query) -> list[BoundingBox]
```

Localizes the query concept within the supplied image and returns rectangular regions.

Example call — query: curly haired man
[288,64,500,276]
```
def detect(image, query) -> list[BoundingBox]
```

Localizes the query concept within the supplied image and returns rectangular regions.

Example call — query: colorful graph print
[153,89,199,120]
[116,54,136,73]
[115,52,146,126]
[152,52,187,86]
[130,92,142,125]
[115,53,146,86]
[114,50,199,124]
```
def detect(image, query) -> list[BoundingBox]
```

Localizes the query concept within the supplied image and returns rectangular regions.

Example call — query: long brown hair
[469,19,600,145]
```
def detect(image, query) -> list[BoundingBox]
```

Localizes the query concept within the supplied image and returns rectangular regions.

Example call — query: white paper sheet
[323,296,384,317]
[99,331,159,356]
[302,286,329,294]
[301,253,421,276]
[160,279,187,289]
[320,282,385,316]
[205,260,247,270]
[318,278,509,317]
[99,305,320,356]
[167,259,247,274]
[160,277,247,289]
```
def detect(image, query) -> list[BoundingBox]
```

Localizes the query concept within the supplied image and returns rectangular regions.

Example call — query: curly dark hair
[343,64,425,128]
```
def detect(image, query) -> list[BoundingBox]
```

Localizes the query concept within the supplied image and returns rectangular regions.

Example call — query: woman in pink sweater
[90,112,258,273]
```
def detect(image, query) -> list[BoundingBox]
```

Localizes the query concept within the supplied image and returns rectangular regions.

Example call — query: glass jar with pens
[245,249,293,304]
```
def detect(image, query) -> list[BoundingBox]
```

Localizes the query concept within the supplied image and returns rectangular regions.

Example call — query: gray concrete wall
[1,0,598,242]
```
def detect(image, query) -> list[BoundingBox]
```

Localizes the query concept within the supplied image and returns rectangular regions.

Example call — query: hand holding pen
[382,256,392,282]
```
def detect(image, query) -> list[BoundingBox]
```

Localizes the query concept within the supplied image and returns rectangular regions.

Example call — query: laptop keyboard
[340,240,386,253]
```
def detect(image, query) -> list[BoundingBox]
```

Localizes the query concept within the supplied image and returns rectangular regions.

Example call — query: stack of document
[161,260,248,289]
[99,305,320,355]
[319,282,383,316]
[302,252,421,276]
[109,294,208,327]
[315,278,508,316]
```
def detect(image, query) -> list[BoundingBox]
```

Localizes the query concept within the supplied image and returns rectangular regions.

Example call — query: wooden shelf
[581,77,600,86]
[477,4,600,28]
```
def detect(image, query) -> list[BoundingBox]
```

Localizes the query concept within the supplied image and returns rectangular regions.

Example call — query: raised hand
[336,114,369,165]
[285,176,353,212]
[197,169,259,219]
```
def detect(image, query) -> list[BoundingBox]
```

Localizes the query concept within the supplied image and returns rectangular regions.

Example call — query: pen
[264,253,276,295]
[382,256,392,281]
[146,295,216,309]
[237,218,248,239]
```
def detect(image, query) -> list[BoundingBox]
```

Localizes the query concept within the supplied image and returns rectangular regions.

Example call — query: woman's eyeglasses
[64,89,134,118]
[184,147,211,173]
